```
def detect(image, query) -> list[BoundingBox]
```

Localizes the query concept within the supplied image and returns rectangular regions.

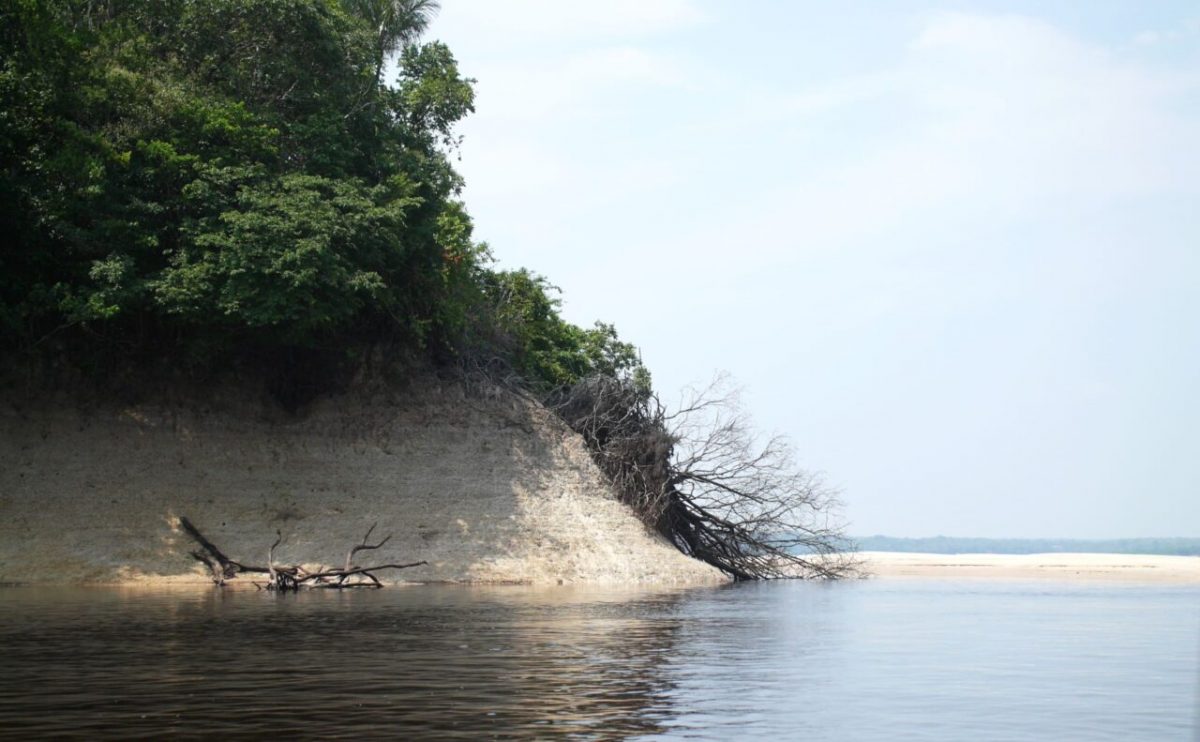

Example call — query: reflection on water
[0,586,691,739]
[0,581,1196,740]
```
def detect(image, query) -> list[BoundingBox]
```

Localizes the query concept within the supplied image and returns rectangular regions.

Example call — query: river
[0,579,1196,739]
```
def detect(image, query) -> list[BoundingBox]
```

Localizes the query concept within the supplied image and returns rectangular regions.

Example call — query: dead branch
[267,530,282,587]
[456,356,858,581]
[547,374,859,580]
[181,517,269,585]
[303,561,428,588]
[179,517,425,590]
[344,522,392,572]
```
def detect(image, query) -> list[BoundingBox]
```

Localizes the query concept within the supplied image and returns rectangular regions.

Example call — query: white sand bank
[861,551,1200,583]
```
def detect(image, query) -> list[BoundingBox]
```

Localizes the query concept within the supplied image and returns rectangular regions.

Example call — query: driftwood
[180,517,426,590]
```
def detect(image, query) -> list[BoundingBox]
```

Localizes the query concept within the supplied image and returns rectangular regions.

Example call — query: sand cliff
[0,379,723,585]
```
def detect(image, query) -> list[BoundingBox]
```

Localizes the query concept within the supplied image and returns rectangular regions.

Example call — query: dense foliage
[0,0,641,396]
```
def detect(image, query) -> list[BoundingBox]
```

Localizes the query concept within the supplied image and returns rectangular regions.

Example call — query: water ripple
[0,581,1195,740]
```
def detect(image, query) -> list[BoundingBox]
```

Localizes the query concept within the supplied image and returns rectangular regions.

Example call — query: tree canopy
[0,0,644,393]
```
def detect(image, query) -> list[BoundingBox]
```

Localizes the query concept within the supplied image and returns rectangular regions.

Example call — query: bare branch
[178,517,424,589]
[547,373,859,580]
[344,522,393,571]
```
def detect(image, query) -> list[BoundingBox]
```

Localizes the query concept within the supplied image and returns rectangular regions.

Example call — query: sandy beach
[861,552,1200,583]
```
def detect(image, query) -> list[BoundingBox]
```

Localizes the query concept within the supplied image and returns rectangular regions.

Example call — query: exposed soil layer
[0,379,724,586]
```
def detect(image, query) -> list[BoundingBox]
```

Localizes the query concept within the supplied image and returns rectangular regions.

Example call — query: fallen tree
[181,517,426,590]
[549,374,858,580]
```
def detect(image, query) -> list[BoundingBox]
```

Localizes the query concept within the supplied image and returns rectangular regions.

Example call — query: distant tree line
[854,536,1200,557]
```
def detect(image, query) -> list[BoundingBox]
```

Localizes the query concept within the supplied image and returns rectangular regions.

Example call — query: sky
[422,1,1199,538]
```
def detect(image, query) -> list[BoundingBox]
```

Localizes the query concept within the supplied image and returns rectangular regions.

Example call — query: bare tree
[550,374,858,580]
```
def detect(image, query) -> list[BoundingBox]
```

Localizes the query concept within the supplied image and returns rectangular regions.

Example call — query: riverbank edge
[0,378,727,587]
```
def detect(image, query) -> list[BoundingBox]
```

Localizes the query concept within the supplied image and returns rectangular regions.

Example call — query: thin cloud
[676,11,1200,272]
[431,7,1200,537]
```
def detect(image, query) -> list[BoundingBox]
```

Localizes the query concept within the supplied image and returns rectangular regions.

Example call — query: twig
[344,522,392,572]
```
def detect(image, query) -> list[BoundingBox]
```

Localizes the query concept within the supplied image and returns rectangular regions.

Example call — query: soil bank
[0,379,724,586]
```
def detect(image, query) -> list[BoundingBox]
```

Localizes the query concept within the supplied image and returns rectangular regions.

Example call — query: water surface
[0,580,1196,739]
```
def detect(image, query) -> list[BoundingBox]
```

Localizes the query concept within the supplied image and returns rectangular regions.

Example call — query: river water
[0,580,1196,740]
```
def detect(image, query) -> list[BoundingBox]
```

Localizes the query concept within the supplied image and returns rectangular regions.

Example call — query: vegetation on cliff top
[0,0,637,394]
[0,0,851,579]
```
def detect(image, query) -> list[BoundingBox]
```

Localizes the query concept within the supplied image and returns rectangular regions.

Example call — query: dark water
[0,580,1196,740]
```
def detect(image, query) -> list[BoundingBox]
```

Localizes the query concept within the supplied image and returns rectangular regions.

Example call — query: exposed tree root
[547,375,859,580]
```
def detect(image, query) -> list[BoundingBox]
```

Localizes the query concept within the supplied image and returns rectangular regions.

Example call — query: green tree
[342,0,441,86]
[474,270,645,391]
[0,0,477,379]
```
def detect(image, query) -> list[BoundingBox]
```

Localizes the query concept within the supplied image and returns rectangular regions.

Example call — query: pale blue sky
[424,2,1199,538]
